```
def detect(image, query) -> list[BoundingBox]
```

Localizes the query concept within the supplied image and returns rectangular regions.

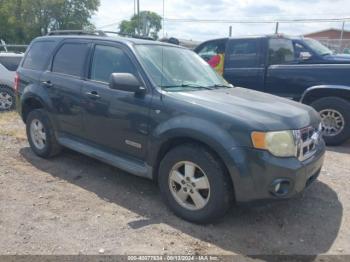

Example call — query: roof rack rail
[47,30,107,36]
[105,31,155,41]
[46,30,155,41]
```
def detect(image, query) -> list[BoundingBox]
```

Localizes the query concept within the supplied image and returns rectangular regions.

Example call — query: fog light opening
[271,179,291,197]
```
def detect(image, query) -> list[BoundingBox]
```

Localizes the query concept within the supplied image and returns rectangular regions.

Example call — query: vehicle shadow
[326,139,350,154]
[20,147,343,258]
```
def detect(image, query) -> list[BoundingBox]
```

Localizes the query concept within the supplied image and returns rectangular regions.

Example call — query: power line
[163,17,350,24]
[97,17,350,30]
[98,22,120,29]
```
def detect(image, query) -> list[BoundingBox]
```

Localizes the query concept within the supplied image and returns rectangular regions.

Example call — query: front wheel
[158,144,233,224]
[311,97,350,146]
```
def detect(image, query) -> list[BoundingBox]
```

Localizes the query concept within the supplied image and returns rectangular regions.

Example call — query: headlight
[251,130,297,157]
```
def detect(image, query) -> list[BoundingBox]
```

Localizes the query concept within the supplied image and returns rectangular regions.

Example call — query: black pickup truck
[195,35,350,145]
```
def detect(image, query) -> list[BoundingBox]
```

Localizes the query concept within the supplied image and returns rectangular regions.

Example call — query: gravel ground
[0,111,349,257]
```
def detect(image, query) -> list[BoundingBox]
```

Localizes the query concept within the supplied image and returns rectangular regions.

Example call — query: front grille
[297,125,322,161]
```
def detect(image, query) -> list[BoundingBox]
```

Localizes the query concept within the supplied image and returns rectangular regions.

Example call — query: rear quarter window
[22,41,56,71]
[0,56,22,71]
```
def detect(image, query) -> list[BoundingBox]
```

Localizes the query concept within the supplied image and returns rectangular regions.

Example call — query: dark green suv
[16,33,325,223]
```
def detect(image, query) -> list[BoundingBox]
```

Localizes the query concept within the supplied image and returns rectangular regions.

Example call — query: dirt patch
[0,111,26,139]
[0,112,349,256]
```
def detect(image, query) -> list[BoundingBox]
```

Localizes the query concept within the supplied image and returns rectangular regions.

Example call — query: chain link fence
[313,38,350,53]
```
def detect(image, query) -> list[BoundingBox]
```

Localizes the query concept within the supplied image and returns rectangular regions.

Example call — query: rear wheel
[158,144,233,224]
[0,86,15,111]
[26,109,62,158]
[311,97,350,146]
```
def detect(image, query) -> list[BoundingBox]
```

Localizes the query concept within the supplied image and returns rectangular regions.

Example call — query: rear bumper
[227,140,326,203]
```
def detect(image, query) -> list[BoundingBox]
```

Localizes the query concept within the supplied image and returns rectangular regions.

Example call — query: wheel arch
[21,94,47,123]
[301,85,350,105]
[148,117,242,196]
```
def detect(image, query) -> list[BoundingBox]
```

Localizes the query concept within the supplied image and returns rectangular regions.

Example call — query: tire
[0,86,15,111]
[311,97,350,146]
[26,109,62,158]
[158,144,233,224]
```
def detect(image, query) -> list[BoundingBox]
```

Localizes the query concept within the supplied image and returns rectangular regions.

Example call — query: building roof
[304,28,350,39]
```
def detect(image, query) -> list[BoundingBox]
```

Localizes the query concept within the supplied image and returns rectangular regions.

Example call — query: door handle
[85,91,101,99]
[41,80,53,88]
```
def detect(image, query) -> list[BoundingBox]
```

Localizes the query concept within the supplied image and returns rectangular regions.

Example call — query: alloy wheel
[0,91,13,110]
[168,161,210,211]
[30,119,47,150]
[319,109,345,137]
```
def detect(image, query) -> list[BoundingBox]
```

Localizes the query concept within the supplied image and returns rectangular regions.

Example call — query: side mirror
[109,73,145,94]
[299,51,312,60]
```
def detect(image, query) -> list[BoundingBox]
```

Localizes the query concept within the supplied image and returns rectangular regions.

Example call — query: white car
[0,52,23,111]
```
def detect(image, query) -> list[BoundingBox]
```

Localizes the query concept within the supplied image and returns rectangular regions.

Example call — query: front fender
[148,116,253,194]
[150,115,239,151]
[301,85,350,104]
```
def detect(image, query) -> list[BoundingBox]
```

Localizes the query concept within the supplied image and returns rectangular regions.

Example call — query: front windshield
[303,38,333,56]
[135,44,230,91]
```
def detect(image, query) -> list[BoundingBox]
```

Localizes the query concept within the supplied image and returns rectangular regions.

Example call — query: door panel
[82,81,151,160]
[266,65,315,100]
[41,71,84,135]
[224,67,265,90]
[39,41,90,136]
[265,38,311,100]
[82,44,151,160]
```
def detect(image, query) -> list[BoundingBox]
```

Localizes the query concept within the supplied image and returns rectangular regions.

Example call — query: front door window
[268,39,295,65]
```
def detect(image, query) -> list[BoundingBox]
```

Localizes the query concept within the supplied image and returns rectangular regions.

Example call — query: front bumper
[227,139,326,203]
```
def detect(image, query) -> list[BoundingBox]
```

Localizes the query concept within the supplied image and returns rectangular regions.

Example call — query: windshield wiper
[161,84,213,90]
[207,84,233,88]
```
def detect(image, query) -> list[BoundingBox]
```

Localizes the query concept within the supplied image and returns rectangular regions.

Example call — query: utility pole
[229,26,232,37]
[275,22,279,34]
[162,0,165,37]
[134,0,136,16]
[340,21,345,52]
[137,0,140,36]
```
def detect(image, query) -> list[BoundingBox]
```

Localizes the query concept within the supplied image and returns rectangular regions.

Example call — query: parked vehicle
[195,35,350,145]
[16,33,325,223]
[0,52,23,111]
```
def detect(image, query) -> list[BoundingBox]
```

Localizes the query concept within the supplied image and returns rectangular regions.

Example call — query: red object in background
[14,72,20,93]
[208,55,220,68]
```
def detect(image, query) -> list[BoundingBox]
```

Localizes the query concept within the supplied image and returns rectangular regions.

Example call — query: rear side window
[0,56,22,71]
[226,39,260,68]
[268,39,295,65]
[22,41,56,70]
[90,45,137,83]
[196,40,226,62]
[52,43,89,77]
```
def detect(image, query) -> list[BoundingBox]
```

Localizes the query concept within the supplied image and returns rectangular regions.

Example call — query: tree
[119,11,162,39]
[0,0,100,44]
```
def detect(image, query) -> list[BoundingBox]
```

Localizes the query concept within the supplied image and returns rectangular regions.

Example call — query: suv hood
[167,87,320,131]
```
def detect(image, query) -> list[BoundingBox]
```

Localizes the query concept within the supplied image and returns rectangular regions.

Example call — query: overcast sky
[92,0,350,41]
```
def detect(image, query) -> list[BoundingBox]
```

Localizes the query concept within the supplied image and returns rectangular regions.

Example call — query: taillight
[14,73,20,94]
